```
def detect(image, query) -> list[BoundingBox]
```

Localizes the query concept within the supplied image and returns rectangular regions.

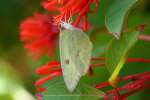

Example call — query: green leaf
[43,77,105,100]
[106,31,139,87]
[91,29,112,57]
[105,0,138,39]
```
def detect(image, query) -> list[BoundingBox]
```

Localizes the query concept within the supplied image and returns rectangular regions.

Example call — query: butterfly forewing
[59,29,92,92]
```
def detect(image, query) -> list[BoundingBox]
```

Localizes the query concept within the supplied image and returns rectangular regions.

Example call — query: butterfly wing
[59,29,92,92]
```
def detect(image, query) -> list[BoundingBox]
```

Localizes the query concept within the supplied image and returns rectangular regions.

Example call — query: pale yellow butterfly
[59,22,93,92]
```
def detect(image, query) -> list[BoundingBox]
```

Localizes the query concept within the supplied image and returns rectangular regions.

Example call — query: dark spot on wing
[65,59,70,64]
[76,50,80,58]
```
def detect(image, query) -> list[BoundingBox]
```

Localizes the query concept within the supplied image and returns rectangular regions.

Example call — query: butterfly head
[60,21,74,30]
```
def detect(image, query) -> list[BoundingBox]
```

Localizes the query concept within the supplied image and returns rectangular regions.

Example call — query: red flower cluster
[42,0,99,31]
[20,13,59,60]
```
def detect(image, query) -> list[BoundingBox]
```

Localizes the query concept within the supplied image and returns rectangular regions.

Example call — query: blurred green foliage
[0,0,150,100]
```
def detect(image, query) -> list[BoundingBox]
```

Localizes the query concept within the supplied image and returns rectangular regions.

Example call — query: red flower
[20,12,59,60]
[35,61,62,92]
[42,0,99,31]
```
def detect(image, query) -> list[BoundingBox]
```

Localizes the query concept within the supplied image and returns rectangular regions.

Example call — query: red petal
[35,71,62,86]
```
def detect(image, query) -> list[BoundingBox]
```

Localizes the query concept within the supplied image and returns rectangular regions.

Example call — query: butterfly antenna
[68,10,73,24]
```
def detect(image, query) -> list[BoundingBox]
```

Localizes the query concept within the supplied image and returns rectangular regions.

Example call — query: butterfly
[59,22,93,92]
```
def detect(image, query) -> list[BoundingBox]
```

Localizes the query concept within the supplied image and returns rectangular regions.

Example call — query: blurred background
[0,0,149,100]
